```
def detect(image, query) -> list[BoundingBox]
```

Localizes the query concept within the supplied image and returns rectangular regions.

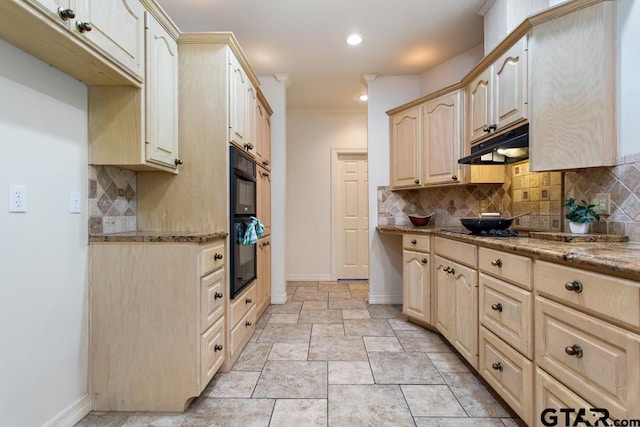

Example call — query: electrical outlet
[591,193,611,215]
[70,191,81,214]
[9,185,26,213]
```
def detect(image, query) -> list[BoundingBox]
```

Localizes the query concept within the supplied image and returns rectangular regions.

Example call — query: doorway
[331,149,369,280]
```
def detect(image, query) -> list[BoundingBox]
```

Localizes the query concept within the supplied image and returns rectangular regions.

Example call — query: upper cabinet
[229,54,250,154]
[467,37,528,146]
[528,1,616,171]
[255,93,272,170]
[0,0,145,85]
[88,7,180,173]
[73,0,145,79]
[390,107,421,189]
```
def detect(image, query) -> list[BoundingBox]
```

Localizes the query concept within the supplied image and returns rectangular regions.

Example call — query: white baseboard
[285,274,332,281]
[270,293,288,304]
[43,394,91,427]
[368,294,403,305]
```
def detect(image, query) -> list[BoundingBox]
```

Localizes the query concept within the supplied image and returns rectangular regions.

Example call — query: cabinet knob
[411,239,417,244]
[76,21,92,33]
[483,124,497,133]
[57,7,75,20]
[214,253,223,260]
[564,280,583,293]
[565,344,583,358]
[174,158,183,166]
[491,303,503,312]
[491,259,503,268]
[414,179,420,184]
[262,241,270,247]
[245,321,253,327]
[263,160,270,166]
[214,344,223,352]
[214,292,223,299]
[451,175,458,181]
[245,298,252,304]
[492,362,503,371]
[421,258,428,264]
[244,143,254,150]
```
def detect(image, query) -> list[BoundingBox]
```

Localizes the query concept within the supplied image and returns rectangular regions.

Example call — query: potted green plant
[564,197,600,234]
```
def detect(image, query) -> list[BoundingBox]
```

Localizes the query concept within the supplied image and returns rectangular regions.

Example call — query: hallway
[78,281,522,426]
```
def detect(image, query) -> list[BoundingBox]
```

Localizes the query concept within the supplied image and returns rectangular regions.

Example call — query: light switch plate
[591,193,610,215]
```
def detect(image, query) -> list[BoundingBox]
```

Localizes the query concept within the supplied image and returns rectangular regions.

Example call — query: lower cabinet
[89,239,226,411]
[256,235,272,317]
[227,284,257,367]
[402,234,431,324]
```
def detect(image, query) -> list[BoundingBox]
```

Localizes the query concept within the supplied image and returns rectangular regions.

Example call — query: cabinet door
[390,107,421,188]
[244,84,257,157]
[403,250,430,322]
[29,0,72,28]
[467,68,493,143]
[435,255,455,343]
[452,260,479,369]
[229,53,247,148]
[73,0,145,79]
[255,102,271,170]
[145,12,178,169]
[493,37,527,133]
[257,167,271,236]
[422,90,462,185]
[258,237,272,311]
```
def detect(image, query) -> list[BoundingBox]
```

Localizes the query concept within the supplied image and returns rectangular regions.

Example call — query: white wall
[0,40,90,426]
[366,76,420,303]
[419,44,484,96]
[259,76,288,303]
[617,0,640,157]
[286,111,367,280]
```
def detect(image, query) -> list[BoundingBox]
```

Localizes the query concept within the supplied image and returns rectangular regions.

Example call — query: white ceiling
[156,0,486,110]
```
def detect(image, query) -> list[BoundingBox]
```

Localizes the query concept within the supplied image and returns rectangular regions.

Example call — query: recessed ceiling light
[345,33,364,46]
[358,94,368,101]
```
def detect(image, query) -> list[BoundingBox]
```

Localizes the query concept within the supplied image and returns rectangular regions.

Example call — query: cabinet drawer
[229,305,256,358]
[479,247,531,289]
[536,368,613,427]
[435,237,477,267]
[535,297,640,420]
[201,242,225,276]
[479,273,533,358]
[200,317,225,391]
[479,326,534,426]
[403,234,430,252]
[535,260,640,331]
[201,267,225,332]
[229,285,256,327]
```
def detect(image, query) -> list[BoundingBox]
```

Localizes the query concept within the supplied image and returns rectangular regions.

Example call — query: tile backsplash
[378,156,640,240]
[88,166,137,234]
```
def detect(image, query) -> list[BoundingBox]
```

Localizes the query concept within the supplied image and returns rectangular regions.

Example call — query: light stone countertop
[89,231,228,244]
[377,225,640,280]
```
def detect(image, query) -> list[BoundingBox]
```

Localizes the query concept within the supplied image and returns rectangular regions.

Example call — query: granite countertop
[377,225,640,280]
[89,231,228,244]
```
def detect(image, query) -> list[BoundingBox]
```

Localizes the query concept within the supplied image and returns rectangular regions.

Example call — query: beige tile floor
[77,281,524,427]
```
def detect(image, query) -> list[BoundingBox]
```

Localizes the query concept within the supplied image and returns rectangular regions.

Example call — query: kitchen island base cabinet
[89,240,226,412]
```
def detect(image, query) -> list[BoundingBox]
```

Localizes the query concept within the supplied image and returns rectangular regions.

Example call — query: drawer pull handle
[492,362,503,371]
[414,179,420,184]
[421,258,428,264]
[214,344,223,352]
[565,344,583,358]
[245,321,253,327]
[491,303,503,312]
[214,253,223,260]
[214,292,223,299]
[245,298,252,304]
[491,259,503,268]
[564,280,583,293]
[411,239,417,244]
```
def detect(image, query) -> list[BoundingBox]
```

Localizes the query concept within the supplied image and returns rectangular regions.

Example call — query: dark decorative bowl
[408,213,434,227]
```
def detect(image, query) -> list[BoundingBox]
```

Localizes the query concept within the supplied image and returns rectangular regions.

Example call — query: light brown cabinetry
[88,7,179,173]
[402,234,431,324]
[529,1,616,171]
[467,37,528,145]
[229,53,258,157]
[257,167,272,236]
[0,0,144,85]
[256,236,272,316]
[89,239,227,411]
[434,237,478,369]
[390,107,421,189]
[228,285,257,363]
[255,93,272,170]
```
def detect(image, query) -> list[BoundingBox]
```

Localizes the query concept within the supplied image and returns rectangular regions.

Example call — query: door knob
[491,303,503,312]
[76,21,92,33]
[57,7,75,20]
[564,280,583,293]
[491,259,503,268]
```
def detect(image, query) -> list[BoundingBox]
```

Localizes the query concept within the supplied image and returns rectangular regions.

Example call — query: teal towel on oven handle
[241,216,264,245]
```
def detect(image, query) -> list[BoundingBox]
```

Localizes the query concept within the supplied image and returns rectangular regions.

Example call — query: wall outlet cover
[591,193,611,215]
[9,185,27,213]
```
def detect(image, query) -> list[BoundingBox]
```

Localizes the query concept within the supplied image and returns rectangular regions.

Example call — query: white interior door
[334,152,369,279]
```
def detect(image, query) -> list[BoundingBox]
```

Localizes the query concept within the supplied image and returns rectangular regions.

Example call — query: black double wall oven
[229,146,258,299]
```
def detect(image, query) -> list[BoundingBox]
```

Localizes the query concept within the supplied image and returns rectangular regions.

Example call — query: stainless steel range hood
[458,123,529,165]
